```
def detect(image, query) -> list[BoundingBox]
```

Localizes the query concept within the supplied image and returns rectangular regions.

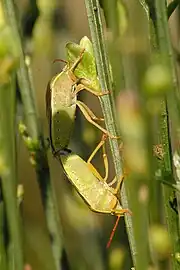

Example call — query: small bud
[24,137,40,151]
[18,122,27,135]
[143,64,171,95]
[149,225,171,259]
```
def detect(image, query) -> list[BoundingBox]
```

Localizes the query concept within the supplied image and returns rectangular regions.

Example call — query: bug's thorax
[50,71,77,111]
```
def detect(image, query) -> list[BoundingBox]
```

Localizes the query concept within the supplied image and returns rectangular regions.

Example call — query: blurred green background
[2,0,179,269]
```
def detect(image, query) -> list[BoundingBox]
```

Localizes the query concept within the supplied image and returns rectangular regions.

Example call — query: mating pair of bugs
[46,37,131,248]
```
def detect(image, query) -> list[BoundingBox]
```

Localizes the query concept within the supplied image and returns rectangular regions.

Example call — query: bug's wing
[79,36,94,55]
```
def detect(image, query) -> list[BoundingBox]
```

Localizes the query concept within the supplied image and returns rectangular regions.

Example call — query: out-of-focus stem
[0,199,7,270]
[0,76,24,270]
[2,0,63,268]
[155,0,180,269]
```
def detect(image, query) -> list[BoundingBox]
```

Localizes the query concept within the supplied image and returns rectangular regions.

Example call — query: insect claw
[126,209,132,215]
[104,90,111,95]
[94,90,110,96]
[109,134,120,140]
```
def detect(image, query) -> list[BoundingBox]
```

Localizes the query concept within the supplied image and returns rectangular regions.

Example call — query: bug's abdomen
[51,104,76,151]
[61,153,120,214]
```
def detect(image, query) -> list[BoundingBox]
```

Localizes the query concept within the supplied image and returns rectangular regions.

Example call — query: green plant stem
[155,0,180,269]
[119,2,154,269]
[2,1,63,269]
[84,0,136,264]
[155,0,179,102]
[0,199,7,270]
[159,101,179,270]
[0,77,24,270]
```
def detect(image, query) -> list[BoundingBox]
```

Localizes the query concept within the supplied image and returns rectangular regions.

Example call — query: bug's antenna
[106,216,120,248]
[53,59,68,64]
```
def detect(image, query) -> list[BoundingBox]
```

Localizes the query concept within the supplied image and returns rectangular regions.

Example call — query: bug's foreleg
[67,49,86,82]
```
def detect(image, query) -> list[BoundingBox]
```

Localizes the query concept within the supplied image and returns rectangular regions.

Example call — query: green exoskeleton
[46,38,115,154]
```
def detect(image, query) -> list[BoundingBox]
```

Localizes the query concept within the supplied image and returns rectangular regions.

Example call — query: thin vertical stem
[0,199,7,270]
[0,76,24,270]
[155,0,180,269]
[84,0,136,265]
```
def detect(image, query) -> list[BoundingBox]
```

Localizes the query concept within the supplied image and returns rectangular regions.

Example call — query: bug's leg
[106,175,125,195]
[76,100,119,139]
[112,175,125,195]
[102,138,109,182]
[67,49,86,82]
[87,134,109,182]
[108,177,117,187]
[87,134,107,163]
[106,142,126,187]
[74,82,110,96]
[107,208,132,248]
[71,49,85,70]
[106,216,120,248]
[75,99,104,122]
